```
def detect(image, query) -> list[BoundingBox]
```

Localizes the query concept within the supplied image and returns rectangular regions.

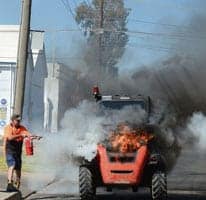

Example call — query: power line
[83,16,192,32]
[126,29,206,40]
[134,1,203,13]
[45,42,188,58]
[73,0,77,7]
[127,43,176,53]
[95,28,206,40]
[66,0,76,19]
[73,15,200,37]
[61,0,76,19]
[43,27,206,41]
[60,3,203,38]
[128,18,202,36]
[99,42,176,52]
[128,18,190,29]
[60,0,68,12]
[60,0,84,34]
[90,16,189,29]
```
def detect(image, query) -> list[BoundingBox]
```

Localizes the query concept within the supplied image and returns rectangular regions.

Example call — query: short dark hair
[11,114,21,121]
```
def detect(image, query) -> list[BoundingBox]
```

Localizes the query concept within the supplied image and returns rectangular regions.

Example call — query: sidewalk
[0,190,21,200]
[0,140,35,199]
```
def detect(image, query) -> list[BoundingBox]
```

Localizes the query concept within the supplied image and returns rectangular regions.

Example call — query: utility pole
[98,0,104,75]
[100,0,104,29]
[13,0,32,116]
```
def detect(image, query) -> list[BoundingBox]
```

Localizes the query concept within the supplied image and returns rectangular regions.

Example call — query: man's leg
[6,154,15,183]
[7,166,14,183]
[14,170,21,189]
[6,154,18,192]
[14,155,22,189]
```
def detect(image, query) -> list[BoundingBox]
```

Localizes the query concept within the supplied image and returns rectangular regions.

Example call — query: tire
[79,166,96,200]
[106,186,112,192]
[151,172,167,200]
[132,186,138,192]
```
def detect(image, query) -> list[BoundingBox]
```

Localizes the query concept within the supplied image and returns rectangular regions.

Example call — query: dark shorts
[6,153,22,170]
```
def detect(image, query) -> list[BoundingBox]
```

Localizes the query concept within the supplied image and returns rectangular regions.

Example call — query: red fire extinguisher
[24,137,34,156]
[24,136,42,156]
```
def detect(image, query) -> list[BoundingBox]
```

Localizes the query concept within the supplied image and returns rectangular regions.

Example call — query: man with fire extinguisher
[3,114,40,192]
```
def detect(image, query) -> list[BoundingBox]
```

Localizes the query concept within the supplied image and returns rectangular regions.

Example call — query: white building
[0,25,47,135]
[44,63,78,133]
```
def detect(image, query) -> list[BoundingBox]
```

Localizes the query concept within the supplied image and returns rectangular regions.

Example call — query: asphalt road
[0,146,205,199]
[26,192,206,200]
[25,147,206,200]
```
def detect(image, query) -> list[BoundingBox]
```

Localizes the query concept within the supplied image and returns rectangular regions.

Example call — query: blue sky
[0,0,203,71]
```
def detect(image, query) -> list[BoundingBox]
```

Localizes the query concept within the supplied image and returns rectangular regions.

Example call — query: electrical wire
[60,0,84,34]
[73,0,77,7]
[59,1,206,40]
[66,0,76,19]
[43,27,206,41]
[126,29,206,40]
[128,18,190,29]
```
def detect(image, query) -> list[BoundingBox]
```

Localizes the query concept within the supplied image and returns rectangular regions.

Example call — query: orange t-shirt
[3,124,30,142]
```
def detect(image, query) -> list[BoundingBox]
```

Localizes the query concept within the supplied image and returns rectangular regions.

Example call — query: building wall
[28,32,48,130]
[30,48,47,127]
[0,25,47,135]
[0,25,19,63]
[0,63,16,133]
[44,77,59,133]
[44,63,77,133]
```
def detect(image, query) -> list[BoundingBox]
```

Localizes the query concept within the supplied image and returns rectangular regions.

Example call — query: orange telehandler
[79,87,167,200]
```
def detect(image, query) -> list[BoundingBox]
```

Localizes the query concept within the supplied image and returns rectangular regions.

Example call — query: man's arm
[21,126,42,140]
[21,126,31,137]
[6,134,24,141]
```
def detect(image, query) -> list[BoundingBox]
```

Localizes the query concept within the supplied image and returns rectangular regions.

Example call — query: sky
[0,0,204,71]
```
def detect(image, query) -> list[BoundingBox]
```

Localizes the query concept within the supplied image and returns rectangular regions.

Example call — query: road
[24,147,206,200]
[0,145,205,199]
[26,192,206,200]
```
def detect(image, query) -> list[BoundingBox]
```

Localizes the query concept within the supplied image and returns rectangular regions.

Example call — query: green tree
[75,0,129,77]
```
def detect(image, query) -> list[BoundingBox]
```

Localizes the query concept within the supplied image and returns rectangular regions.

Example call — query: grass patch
[0,156,7,171]
[0,154,37,172]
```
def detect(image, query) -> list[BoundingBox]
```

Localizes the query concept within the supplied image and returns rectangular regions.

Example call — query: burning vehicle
[79,87,167,200]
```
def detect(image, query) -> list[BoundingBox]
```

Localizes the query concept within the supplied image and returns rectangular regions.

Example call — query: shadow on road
[25,193,206,200]
[98,193,206,200]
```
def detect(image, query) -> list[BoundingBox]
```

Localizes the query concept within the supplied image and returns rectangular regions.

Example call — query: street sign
[0,120,6,127]
[0,98,7,105]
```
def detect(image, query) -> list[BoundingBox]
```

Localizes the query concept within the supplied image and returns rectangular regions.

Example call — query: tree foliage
[75,0,129,76]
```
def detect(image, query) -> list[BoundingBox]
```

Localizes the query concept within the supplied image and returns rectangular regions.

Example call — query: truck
[79,87,167,200]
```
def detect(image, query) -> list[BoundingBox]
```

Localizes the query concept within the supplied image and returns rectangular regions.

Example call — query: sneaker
[6,183,18,192]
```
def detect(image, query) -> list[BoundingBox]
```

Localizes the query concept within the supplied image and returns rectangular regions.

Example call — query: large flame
[109,124,154,153]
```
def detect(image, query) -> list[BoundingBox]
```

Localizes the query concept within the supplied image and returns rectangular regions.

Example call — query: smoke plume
[184,112,206,150]
[30,101,149,192]
[30,3,206,194]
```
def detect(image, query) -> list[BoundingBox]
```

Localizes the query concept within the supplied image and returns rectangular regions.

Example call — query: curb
[0,191,21,200]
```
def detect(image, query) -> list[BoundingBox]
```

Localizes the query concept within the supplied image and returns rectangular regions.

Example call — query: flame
[109,124,154,153]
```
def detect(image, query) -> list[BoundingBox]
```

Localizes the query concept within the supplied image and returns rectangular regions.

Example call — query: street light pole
[13,0,32,116]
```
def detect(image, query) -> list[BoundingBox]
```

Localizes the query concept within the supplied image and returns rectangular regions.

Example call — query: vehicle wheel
[79,166,96,200]
[106,186,112,192]
[132,186,138,192]
[151,172,167,200]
